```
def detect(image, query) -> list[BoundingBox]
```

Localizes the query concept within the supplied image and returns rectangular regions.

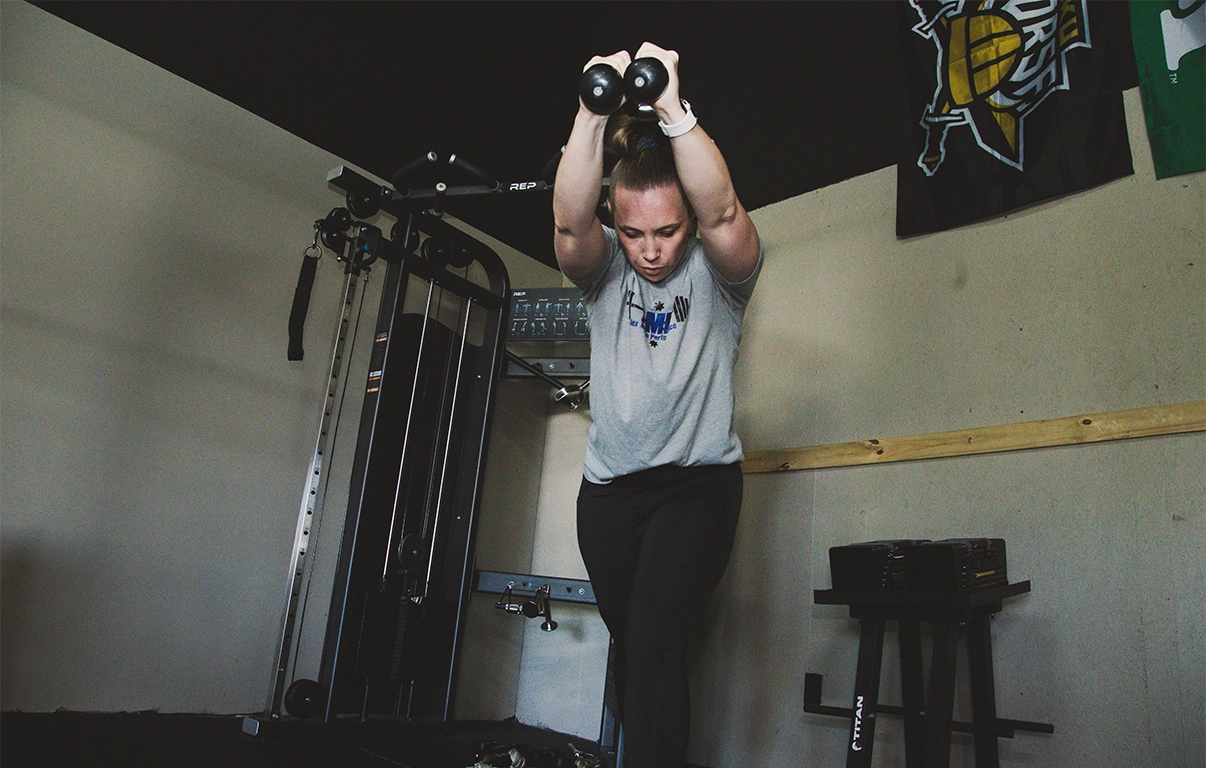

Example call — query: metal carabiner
[305,222,322,260]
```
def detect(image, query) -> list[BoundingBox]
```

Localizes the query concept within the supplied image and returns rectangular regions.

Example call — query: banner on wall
[1128,1,1205,178]
[896,0,1135,237]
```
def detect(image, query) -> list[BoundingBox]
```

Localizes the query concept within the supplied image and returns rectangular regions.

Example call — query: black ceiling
[37,1,905,267]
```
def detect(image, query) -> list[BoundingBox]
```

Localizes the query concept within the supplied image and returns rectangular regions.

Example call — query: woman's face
[611,184,693,283]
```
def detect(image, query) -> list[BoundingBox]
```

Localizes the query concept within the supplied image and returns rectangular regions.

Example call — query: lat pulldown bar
[333,148,562,222]
[333,144,614,223]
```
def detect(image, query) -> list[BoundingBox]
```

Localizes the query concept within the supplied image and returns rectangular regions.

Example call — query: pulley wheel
[397,533,422,571]
[284,678,322,719]
[420,237,452,269]
[448,242,473,269]
[391,221,421,252]
[320,207,352,252]
[346,189,380,219]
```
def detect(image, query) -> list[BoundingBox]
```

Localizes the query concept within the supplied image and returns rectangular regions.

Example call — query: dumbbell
[623,58,669,119]
[579,63,624,114]
[578,57,669,119]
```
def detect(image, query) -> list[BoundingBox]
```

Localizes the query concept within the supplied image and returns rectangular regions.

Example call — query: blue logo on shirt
[644,311,672,336]
[627,291,689,348]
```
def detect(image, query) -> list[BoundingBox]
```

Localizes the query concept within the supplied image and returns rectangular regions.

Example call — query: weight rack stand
[803,581,1053,768]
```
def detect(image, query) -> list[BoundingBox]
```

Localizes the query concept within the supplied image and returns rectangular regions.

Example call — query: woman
[552,42,763,768]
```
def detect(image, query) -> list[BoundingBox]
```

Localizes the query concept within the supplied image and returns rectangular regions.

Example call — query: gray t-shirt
[571,226,764,483]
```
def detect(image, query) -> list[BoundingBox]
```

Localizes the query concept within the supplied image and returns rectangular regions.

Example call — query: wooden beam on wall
[742,401,1206,474]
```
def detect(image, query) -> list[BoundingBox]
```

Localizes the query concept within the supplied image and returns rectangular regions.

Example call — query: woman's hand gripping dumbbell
[578,45,672,119]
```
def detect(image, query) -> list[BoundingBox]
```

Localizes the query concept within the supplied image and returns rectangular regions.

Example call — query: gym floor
[0,712,627,768]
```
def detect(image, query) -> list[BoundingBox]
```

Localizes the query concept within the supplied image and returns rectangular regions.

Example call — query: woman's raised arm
[552,51,631,281]
[637,42,761,284]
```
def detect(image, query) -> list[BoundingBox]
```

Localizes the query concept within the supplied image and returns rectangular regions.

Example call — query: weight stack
[828,540,931,592]
[902,538,1008,593]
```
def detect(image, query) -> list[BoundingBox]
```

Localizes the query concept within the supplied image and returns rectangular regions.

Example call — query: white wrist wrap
[658,100,697,138]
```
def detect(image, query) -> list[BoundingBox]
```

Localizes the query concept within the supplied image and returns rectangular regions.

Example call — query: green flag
[1129,1,1205,178]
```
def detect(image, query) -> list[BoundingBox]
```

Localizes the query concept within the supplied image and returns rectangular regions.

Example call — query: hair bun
[606,113,665,159]
[604,113,683,210]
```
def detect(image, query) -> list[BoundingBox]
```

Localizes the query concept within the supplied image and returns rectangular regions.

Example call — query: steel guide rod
[316,233,417,724]
[380,279,437,592]
[268,261,368,718]
[437,282,509,720]
[419,297,474,604]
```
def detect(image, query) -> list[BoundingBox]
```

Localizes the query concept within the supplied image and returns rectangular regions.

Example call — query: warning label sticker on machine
[366,332,388,393]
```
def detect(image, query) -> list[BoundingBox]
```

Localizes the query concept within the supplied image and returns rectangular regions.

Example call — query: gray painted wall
[701,87,1204,768]
[0,2,559,715]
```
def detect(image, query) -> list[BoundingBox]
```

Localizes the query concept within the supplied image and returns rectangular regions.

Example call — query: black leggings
[577,463,743,768]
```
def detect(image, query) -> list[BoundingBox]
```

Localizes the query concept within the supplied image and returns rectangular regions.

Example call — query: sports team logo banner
[1128,1,1205,179]
[896,0,1135,237]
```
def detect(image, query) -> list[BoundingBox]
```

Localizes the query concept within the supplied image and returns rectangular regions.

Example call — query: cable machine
[269,157,532,726]
[244,152,623,765]
[248,149,595,722]
[322,209,507,720]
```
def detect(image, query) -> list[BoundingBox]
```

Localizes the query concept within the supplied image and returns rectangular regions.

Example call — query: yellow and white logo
[911,0,1090,175]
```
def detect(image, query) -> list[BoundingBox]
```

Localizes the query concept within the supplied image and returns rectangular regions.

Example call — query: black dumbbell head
[624,58,669,106]
[579,63,624,114]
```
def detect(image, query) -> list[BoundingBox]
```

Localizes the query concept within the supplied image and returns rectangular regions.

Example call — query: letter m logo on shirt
[643,311,672,336]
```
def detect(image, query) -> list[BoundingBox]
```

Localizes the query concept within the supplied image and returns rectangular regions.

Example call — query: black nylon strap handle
[287,253,319,361]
